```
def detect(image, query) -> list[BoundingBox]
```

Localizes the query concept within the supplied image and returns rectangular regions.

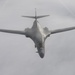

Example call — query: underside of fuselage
[25,19,50,58]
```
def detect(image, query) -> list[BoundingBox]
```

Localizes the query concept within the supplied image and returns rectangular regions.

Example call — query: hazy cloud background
[0,0,75,75]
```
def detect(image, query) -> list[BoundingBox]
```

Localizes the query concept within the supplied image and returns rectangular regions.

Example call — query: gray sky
[0,0,75,75]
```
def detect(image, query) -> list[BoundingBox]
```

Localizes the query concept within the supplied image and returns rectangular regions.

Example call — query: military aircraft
[0,10,75,58]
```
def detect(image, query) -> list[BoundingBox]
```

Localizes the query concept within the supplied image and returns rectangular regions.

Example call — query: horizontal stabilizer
[22,15,49,19]
[22,16,35,19]
[37,15,49,19]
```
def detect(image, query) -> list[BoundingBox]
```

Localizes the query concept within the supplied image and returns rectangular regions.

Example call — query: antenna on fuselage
[22,9,49,19]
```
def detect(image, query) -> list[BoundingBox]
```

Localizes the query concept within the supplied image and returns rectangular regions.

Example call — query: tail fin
[22,9,49,19]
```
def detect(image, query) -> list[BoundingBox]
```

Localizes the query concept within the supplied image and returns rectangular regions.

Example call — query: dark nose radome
[39,53,44,58]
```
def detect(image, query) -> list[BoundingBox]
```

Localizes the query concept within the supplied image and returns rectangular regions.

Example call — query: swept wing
[51,26,75,34]
[0,29,25,35]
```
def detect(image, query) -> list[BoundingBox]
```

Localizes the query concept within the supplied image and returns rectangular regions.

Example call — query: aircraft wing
[0,29,25,35]
[51,26,75,34]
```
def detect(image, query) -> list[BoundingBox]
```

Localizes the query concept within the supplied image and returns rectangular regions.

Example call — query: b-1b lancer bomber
[0,10,75,58]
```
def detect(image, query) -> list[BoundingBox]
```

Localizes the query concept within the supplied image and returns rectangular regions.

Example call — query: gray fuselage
[25,19,50,58]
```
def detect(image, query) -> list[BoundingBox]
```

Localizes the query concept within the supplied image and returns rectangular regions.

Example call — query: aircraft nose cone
[38,47,45,58]
[39,52,44,58]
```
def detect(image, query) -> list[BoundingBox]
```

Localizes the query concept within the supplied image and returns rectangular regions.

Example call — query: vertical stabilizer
[35,8,37,19]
